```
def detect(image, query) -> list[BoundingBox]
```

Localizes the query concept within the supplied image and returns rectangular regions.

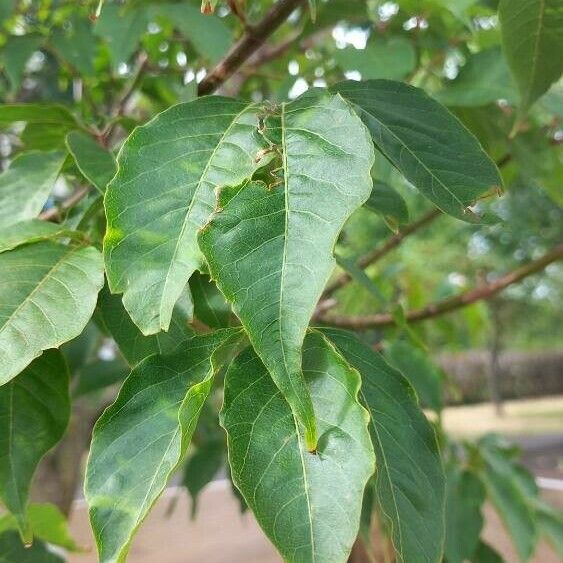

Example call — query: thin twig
[322,208,442,298]
[111,52,149,120]
[198,0,306,95]
[39,186,91,222]
[316,243,563,329]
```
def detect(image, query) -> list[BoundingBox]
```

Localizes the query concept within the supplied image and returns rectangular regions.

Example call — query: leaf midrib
[295,414,316,563]
[523,0,546,108]
[278,103,313,430]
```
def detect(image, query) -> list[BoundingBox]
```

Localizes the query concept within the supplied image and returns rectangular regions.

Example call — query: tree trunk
[487,301,504,417]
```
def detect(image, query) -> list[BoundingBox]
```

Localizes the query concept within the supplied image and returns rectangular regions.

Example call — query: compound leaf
[222,331,375,563]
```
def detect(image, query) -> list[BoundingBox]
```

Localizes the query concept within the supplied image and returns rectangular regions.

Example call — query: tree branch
[39,186,91,222]
[198,0,306,95]
[323,208,442,298]
[317,243,563,329]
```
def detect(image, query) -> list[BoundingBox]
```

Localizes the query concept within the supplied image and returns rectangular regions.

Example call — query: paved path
[68,479,561,563]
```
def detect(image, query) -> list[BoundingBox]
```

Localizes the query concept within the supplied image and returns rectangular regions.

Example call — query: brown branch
[39,186,91,222]
[321,148,527,300]
[111,51,149,120]
[198,0,306,95]
[323,208,442,297]
[317,243,563,330]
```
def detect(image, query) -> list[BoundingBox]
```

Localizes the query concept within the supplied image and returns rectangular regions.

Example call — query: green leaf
[0,503,81,552]
[499,0,563,112]
[536,503,563,557]
[0,351,70,541]
[323,328,445,563]
[0,104,77,126]
[96,284,194,366]
[51,17,97,76]
[183,438,224,518]
[1,35,42,92]
[0,530,65,562]
[477,435,538,561]
[21,123,73,151]
[364,180,409,229]
[334,254,386,304]
[0,219,82,253]
[222,331,375,563]
[157,3,233,63]
[66,131,117,194]
[200,90,374,449]
[308,0,317,21]
[334,37,416,80]
[510,130,563,206]
[385,340,443,413]
[434,47,518,107]
[0,150,66,227]
[85,329,243,563]
[333,80,503,221]
[73,357,129,397]
[94,4,148,68]
[0,0,15,23]
[444,465,486,563]
[189,272,236,328]
[104,96,267,335]
[358,479,376,557]
[472,541,504,563]
[0,242,103,385]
